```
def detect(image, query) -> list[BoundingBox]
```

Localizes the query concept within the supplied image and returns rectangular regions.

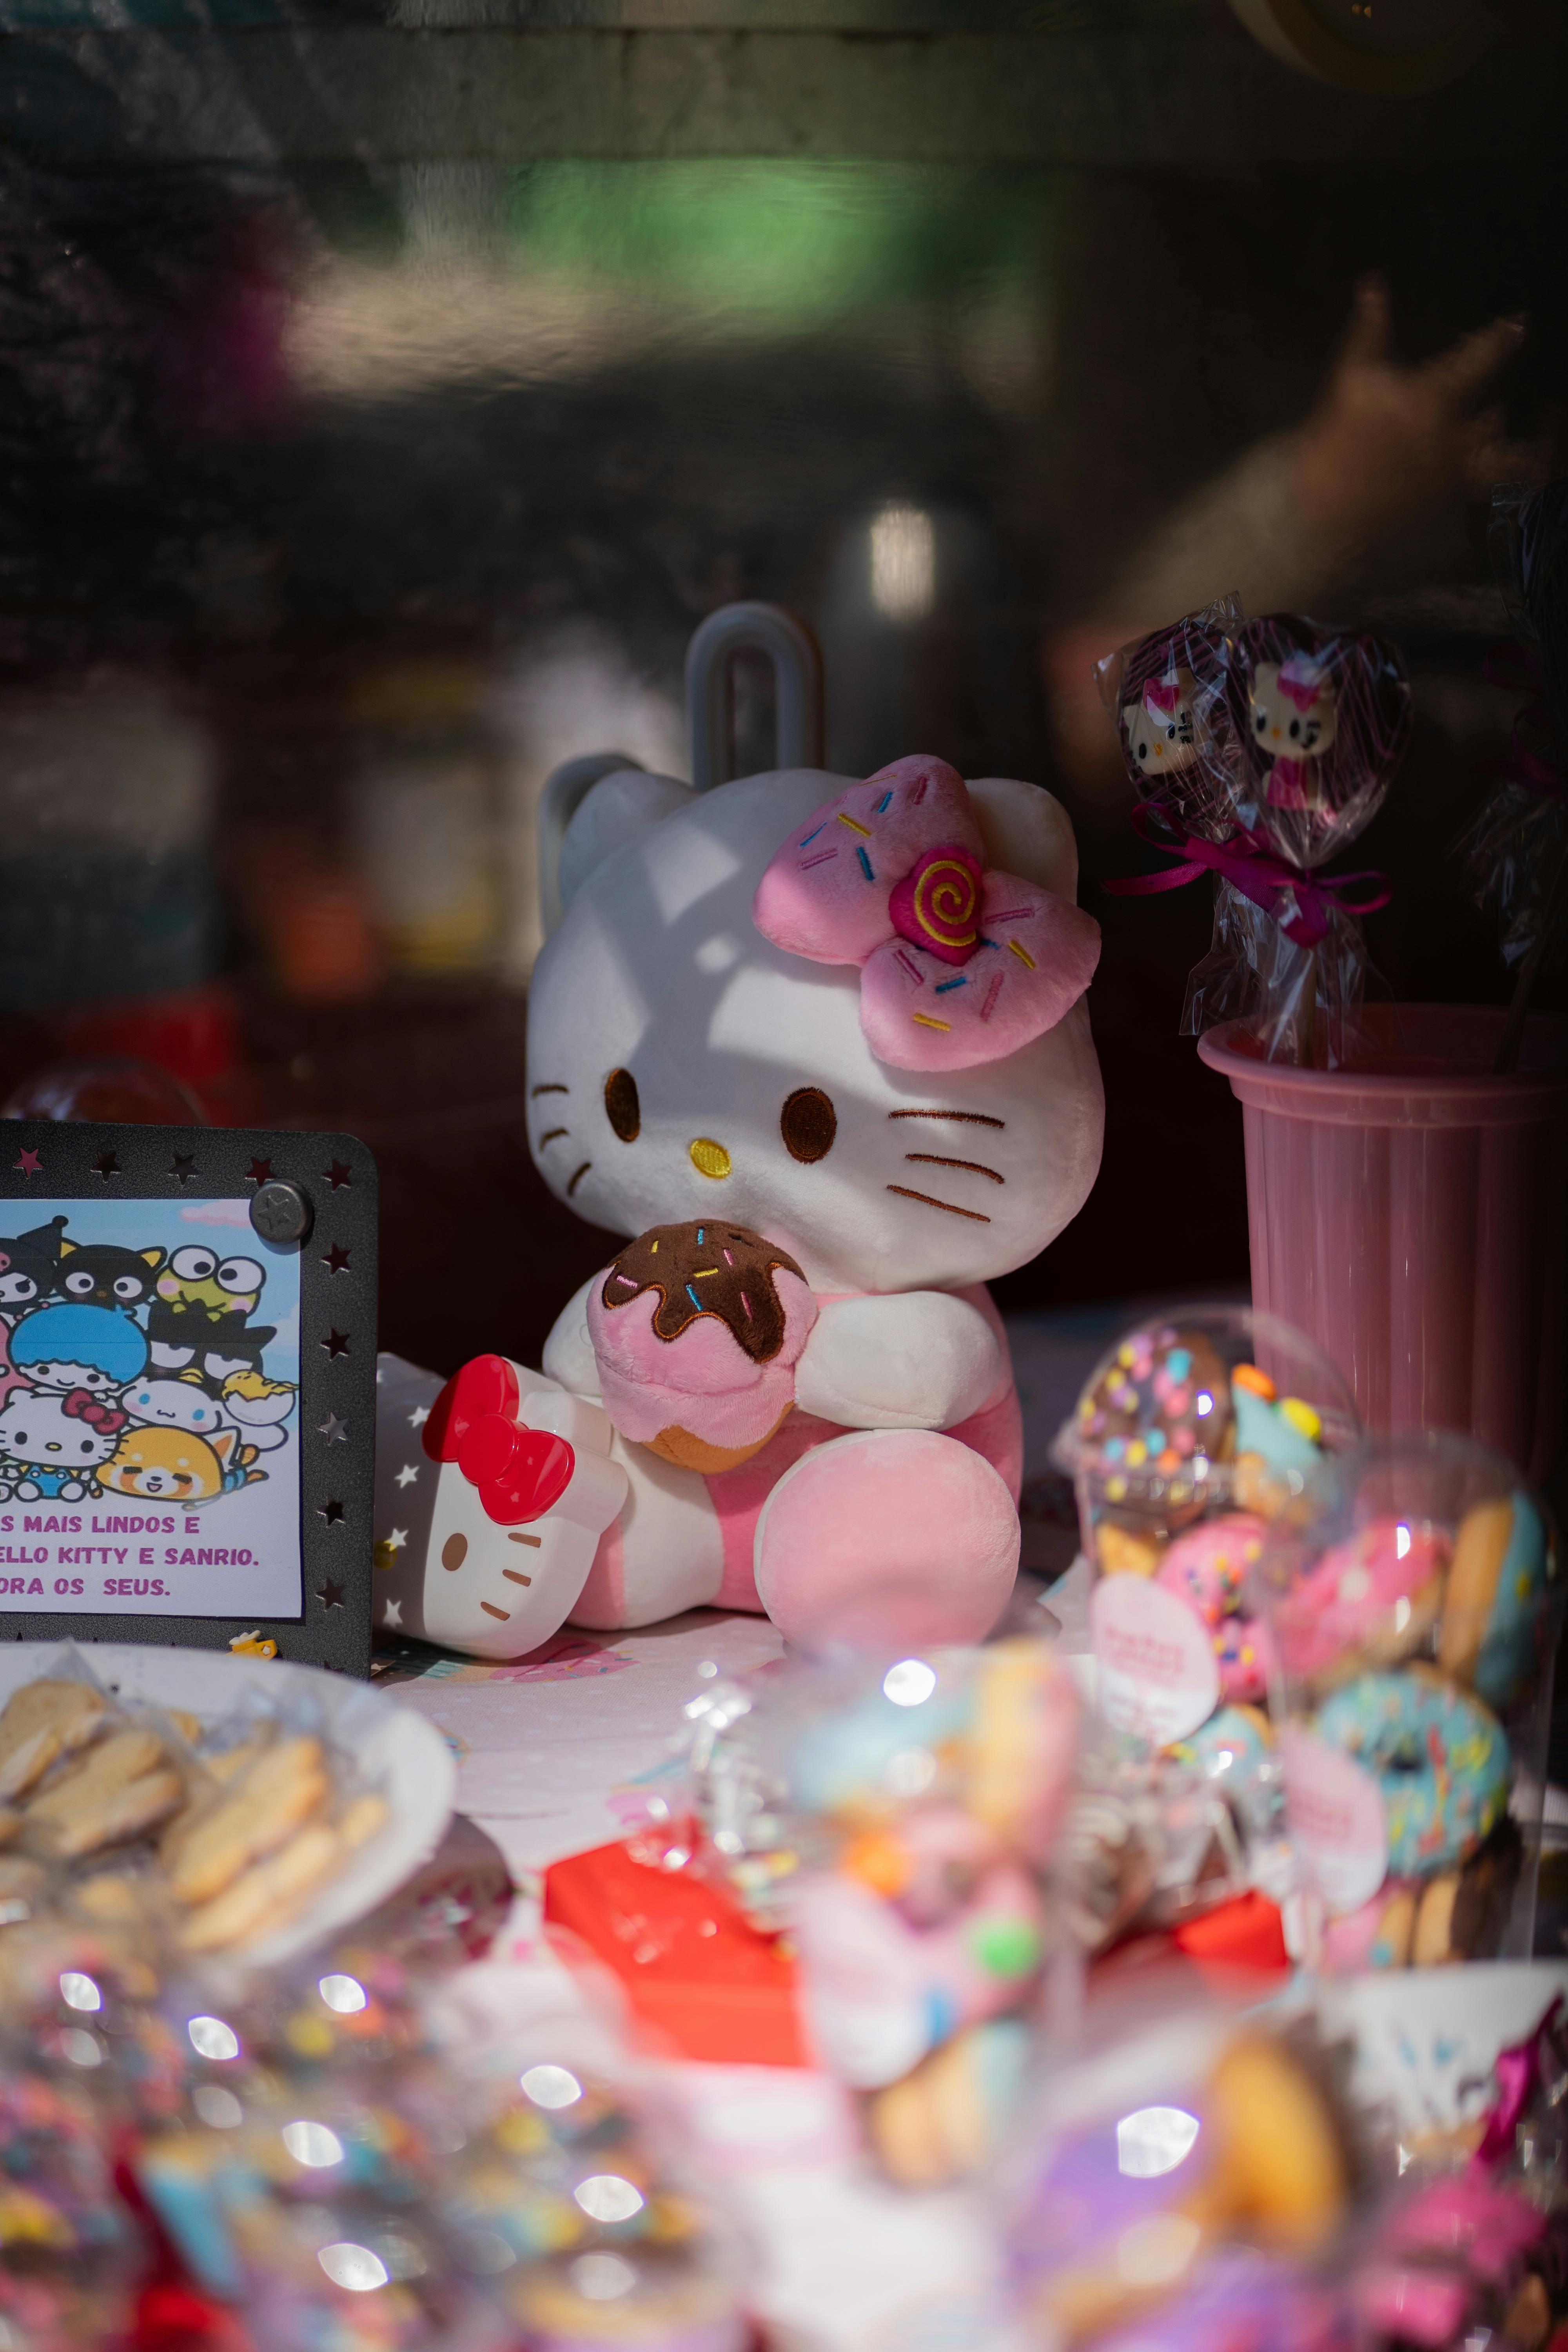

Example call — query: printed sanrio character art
[0,1218,67,1320]
[0,1388,127,1501]
[9,1303,148,1397]
[1120,669,1200,780]
[1249,654,1338,810]
[54,1241,165,1310]
[100,1421,249,1504]
[506,744,1102,1655]
[155,1245,265,1319]
[371,1352,626,1659]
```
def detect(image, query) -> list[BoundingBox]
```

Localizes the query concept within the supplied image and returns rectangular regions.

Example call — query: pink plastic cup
[1198,1007,1568,1480]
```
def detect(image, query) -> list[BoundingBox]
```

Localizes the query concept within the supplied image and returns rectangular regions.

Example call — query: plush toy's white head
[527,768,1103,1294]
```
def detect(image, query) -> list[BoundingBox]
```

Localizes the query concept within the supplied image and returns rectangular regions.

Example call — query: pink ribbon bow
[1105,801,1391,949]
[751,755,1101,1071]
[63,1388,126,1436]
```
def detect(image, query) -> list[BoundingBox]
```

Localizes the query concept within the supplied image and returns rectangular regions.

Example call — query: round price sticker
[1090,1573,1221,1745]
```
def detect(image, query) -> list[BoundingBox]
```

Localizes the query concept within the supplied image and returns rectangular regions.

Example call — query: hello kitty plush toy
[373,606,1103,1656]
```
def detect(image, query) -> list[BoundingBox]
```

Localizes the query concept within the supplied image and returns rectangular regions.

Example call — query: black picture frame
[0,1121,376,1676]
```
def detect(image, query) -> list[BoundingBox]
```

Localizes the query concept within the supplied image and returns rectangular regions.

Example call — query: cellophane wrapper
[1454,479,1568,975]
[1250,1432,1562,1975]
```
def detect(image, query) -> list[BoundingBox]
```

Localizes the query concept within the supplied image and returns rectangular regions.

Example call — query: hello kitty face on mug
[526,767,1104,1295]
[1249,659,1338,763]
[1120,669,1200,777]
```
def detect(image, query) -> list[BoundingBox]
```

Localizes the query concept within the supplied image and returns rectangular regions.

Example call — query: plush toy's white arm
[541,1276,603,1397]
[793,1292,1005,1432]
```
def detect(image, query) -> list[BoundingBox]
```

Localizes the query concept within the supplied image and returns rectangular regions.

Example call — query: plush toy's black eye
[604,1068,641,1143]
[781,1087,837,1163]
[1289,718,1301,740]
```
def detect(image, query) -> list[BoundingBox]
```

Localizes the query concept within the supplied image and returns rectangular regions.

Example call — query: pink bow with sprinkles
[751,754,1101,1071]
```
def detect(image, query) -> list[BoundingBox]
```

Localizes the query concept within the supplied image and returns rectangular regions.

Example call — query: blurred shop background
[0,0,1562,1375]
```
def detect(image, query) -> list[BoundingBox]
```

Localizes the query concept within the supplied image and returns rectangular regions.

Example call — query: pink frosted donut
[587,1219,817,1474]
[1280,1515,1448,1687]
[1155,1512,1273,1702]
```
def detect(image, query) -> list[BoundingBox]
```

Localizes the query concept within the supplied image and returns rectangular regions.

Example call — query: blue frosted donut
[1315,1671,1510,1878]
[1441,1490,1555,1711]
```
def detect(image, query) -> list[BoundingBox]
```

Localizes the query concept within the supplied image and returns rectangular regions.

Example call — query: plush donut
[1438,1490,1554,1711]
[1314,1670,1510,1878]
[1280,1515,1448,1690]
[1156,1514,1272,1702]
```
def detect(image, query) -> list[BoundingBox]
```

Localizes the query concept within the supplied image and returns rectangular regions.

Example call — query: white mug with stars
[373,1351,626,1659]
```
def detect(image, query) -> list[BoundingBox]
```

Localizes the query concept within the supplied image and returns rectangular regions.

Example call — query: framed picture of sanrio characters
[0,1122,376,1675]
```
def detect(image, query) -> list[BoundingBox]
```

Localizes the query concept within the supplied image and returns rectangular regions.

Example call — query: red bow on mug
[423,1355,575,1527]
[64,1388,126,1436]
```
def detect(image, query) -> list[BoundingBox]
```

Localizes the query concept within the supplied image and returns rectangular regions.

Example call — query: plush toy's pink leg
[753,1428,1019,1653]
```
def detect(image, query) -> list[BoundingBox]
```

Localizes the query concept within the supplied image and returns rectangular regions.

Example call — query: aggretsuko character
[100,1422,245,1504]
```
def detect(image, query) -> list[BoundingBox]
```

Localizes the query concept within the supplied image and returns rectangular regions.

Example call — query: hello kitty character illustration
[374,609,1103,1657]
[1119,668,1199,779]
[0,1387,127,1501]
[1249,654,1338,810]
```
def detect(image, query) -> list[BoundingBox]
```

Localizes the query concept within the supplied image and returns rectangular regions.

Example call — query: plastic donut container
[1250,1431,1562,1973]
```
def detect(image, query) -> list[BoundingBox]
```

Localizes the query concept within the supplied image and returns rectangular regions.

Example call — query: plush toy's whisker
[904,1153,1004,1185]
[566,1161,592,1197]
[538,1127,568,1146]
[887,1108,1005,1130]
[531,1082,569,1096]
[886,1185,992,1224]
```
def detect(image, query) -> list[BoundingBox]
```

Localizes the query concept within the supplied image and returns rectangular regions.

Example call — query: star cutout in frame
[91,1150,120,1180]
[246,1156,274,1186]
[323,1243,351,1275]
[170,1153,198,1185]
[318,1412,348,1444]
[318,1499,345,1525]
[12,1150,40,1178]
[316,1580,345,1610]
[325,1160,352,1190]
[323,1329,350,1359]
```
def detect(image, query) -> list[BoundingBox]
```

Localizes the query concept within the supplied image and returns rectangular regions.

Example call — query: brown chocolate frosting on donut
[600,1221,806,1363]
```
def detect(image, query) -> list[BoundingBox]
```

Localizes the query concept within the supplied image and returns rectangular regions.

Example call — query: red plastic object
[544,1838,806,2067]
[1171,1889,1290,1977]
[44,983,241,1092]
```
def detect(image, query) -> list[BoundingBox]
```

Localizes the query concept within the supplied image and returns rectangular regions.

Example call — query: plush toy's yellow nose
[689,1138,731,1179]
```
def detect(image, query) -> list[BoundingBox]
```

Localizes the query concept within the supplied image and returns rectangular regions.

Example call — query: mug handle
[685,601,824,795]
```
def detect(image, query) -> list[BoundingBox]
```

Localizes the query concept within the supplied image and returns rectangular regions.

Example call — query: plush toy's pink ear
[752,754,982,965]
[860,869,1101,1071]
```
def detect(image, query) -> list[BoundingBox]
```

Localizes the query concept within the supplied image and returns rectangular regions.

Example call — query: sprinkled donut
[1438,1489,1555,1711]
[1314,1670,1510,1879]
[1156,1513,1273,1702]
[1075,1324,1233,1509]
[1279,1515,1448,1691]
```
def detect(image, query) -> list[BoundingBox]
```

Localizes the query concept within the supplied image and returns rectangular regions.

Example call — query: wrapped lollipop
[1455,478,1568,1074]
[1105,608,1411,1067]
[1095,595,1245,843]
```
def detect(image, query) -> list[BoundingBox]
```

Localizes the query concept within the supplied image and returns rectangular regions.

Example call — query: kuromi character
[371,1352,626,1659]
[0,1387,127,1501]
[0,1218,67,1320]
[1249,655,1338,810]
